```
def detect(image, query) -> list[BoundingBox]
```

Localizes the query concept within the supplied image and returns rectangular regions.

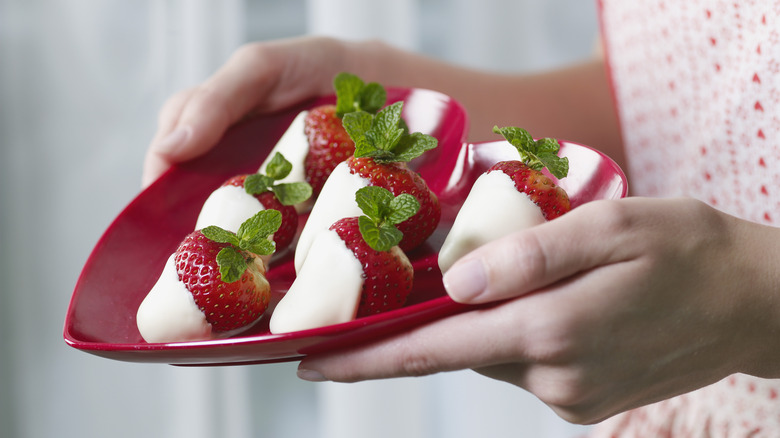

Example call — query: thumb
[142,42,289,187]
[442,200,623,304]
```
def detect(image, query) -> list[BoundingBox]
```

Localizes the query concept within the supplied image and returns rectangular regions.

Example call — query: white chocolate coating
[294,161,368,272]
[136,254,212,343]
[438,171,545,273]
[195,185,264,233]
[270,229,364,333]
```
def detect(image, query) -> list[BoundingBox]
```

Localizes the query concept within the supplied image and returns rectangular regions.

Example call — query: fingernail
[297,368,327,382]
[442,258,488,303]
[153,125,191,155]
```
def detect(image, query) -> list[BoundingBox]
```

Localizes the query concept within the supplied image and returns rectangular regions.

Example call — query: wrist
[736,219,780,377]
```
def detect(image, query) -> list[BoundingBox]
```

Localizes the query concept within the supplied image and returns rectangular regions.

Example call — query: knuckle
[521,321,571,361]
[590,199,636,234]
[230,42,267,64]
[529,367,587,405]
[183,86,234,126]
[395,345,440,377]
[484,231,548,294]
[551,404,609,426]
[156,88,194,123]
[527,367,606,424]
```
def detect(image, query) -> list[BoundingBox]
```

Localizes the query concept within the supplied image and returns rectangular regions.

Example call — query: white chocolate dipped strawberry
[257,73,386,201]
[258,111,309,186]
[196,152,311,254]
[294,101,440,273]
[438,126,570,273]
[137,210,281,343]
[269,186,418,334]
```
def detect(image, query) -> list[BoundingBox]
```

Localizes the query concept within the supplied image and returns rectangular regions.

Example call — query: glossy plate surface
[63,88,627,366]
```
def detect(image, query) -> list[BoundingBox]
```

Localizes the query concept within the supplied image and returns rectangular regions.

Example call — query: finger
[142,37,342,187]
[148,47,278,153]
[142,88,196,186]
[143,43,290,186]
[297,231,633,384]
[297,300,537,382]
[443,199,636,304]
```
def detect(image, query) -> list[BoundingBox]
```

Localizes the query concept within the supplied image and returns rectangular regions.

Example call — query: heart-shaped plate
[63,88,627,366]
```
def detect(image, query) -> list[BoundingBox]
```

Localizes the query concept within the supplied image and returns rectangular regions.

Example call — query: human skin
[143,37,623,186]
[142,37,780,424]
[298,197,780,423]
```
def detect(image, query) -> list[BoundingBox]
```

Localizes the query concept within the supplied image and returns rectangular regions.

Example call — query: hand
[297,197,780,424]
[141,37,628,188]
[142,36,360,187]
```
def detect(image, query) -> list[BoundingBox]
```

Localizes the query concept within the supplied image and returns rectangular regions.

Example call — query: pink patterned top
[591,0,780,436]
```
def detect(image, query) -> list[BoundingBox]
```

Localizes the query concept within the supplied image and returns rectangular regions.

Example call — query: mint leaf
[534,138,569,179]
[236,209,282,255]
[355,185,394,220]
[493,126,569,179]
[358,216,403,252]
[215,247,247,283]
[333,72,387,117]
[201,226,240,247]
[334,73,365,117]
[264,152,293,180]
[344,101,437,164]
[342,111,375,157]
[493,126,534,150]
[392,132,438,163]
[244,174,274,195]
[353,186,420,252]
[245,153,312,203]
[365,102,404,152]
[242,239,276,258]
[387,193,420,224]
[272,182,313,206]
[358,82,386,114]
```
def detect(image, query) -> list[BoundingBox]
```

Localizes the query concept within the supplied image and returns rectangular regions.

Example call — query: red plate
[63,88,627,366]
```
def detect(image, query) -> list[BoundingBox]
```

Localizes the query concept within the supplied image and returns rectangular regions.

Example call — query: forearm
[344,40,625,169]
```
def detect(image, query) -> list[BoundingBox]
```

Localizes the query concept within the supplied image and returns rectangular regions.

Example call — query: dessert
[294,101,440,272]
[270,186,417,333]
[195,152,311,253]
[257,110,309,187]
[303,72,386,196]
[438,126,570,272]
[137,210,281,343]
[138,73,445,342]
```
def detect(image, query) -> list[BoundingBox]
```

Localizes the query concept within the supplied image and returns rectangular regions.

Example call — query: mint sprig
[200,209,282,283]
[492,126,569,179]
[245,152,312,206]
[354,186,420,252]
[343,102,438,164]
[334,72,386,117]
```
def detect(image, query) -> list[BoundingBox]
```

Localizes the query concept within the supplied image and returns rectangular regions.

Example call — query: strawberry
[437,127,569,273]
[304,72,387,195]
[342,101,441,251]
[303,105,354,195]
[331,217,414,317]
[350,185,419,316]
[220,152,311,252]
[346,156,440,252]
[269,187,418,333]
[490,126,570,219]
[175,209,281,333]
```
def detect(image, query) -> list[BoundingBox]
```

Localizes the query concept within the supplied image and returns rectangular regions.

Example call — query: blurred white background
[0,1,598,437]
